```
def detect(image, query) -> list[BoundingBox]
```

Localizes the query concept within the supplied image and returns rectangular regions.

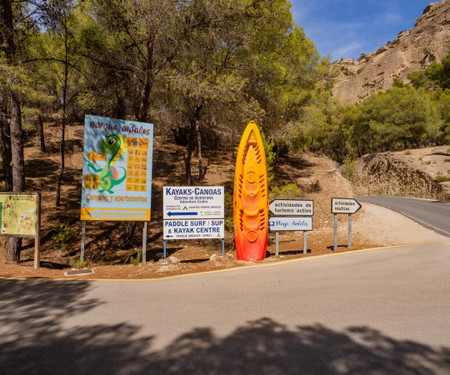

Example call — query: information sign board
[164,219,225,240]
[0,193,38,237]
[331,198,361,214]
[269,199,314,216]
[269,217,313,231]
[80,115,154,221]
[163,186,224,219]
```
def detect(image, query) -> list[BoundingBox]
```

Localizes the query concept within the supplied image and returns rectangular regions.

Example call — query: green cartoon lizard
[85,134,127,194]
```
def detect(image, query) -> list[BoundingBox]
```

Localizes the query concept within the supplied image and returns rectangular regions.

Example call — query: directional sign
[331,198,361,214]
[269,217,313,231]
[164,219,224,240]
[163,186,224,219]
[269,199,314,216]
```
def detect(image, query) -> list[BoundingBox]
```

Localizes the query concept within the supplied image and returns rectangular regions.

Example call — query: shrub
[342,155,356,180]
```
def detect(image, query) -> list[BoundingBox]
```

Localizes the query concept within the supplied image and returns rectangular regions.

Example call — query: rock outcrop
[332,0,450,104]
[353,146,450,202]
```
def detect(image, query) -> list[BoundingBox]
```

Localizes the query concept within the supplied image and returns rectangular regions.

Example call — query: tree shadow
[1,281,449,374]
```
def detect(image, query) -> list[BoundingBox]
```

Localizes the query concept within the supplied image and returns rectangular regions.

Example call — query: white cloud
[331,42,364,60]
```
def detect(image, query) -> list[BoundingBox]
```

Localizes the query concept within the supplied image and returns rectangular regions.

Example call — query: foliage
[408,52,450,90]
[259,127,276,185]
[342,155,356,180]
[224,191,234,232]
[51,221,73,253]
[269,183,299,201]
[70,257,87,269]
[125,250,142,265]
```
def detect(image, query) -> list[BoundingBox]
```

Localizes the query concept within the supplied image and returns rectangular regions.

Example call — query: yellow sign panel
[0,194,38,236]
[80,207,150,221]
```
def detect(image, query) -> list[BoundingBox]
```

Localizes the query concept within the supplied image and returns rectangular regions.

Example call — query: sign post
[163,186,225,258]
[268,216,313,255]
[331,198,361,251]
[269,200,314,255]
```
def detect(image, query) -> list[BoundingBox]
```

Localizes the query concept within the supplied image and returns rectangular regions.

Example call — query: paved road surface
[357,196,450,237]
[1,241,449,374]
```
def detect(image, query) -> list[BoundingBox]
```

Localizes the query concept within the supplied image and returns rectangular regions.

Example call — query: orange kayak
[233,121,269,261]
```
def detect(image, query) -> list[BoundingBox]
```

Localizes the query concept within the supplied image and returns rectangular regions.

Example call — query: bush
[342,155,356,180]
[51,221,73,255]
[269,183,299,201]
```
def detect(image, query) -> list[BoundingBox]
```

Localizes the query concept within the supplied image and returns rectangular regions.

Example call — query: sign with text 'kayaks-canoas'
[233,121,269,261]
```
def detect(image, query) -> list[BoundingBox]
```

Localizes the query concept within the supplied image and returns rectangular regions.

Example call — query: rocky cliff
[332,0,450,104]
[352,146,450,202]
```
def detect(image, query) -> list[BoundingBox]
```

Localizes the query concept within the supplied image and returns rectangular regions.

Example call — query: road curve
[1,241,450,374]
[357,196,450,237]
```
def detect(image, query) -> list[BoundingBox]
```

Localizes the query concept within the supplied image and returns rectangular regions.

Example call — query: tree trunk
[195,119,205,181]
[5,88,25,263]
[56,20,70,207]
[114,42,154,249]
[0,88,13,191]
[38,114,46,152]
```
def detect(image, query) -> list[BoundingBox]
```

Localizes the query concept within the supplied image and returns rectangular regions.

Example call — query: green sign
[0,193,38,237]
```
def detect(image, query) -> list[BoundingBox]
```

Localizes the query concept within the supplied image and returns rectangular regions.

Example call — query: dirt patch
[0,125,447,280]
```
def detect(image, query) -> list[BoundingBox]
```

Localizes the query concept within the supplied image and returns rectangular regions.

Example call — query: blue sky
[289,0,436,61]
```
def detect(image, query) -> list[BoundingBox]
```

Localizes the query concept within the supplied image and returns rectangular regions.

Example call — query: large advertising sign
[80,115,154,221]
[0,193,38,237]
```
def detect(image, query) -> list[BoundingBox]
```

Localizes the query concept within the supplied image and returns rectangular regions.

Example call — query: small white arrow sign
[331,198,361,214]
[269,199,314,216]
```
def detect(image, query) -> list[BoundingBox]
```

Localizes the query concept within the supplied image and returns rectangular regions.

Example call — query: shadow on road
[1,279,449,374]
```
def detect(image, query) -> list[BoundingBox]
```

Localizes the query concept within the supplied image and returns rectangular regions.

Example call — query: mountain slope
[332,0,450,104]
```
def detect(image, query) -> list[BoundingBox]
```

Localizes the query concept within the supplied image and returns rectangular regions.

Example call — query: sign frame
[0,192,41,268]
[269,199,314,216]
[162,185,225,258]
[80,115,154,222]
[164,219,225,240]
[331,197,361,215]
[163,186,224,220]
[269,217,313,232]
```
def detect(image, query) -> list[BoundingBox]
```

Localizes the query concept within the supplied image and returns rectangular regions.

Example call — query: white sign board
[269,217,313,231]
[269,199,314,216]
[164,219,224,240]
[331,198,361,214]
[163,186,224,219]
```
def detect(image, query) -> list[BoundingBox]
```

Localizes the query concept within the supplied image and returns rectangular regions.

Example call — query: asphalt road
[357,196,450,237]
[1,240,450,374]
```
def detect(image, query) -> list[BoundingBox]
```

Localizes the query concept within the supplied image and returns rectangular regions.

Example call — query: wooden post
[34,193,41,269]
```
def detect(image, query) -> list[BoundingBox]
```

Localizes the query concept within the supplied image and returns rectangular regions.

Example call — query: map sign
[80,115,154,221]
[0,193,38,237]
[331,198,361,214]
[164,219,225,240]
[269,199,314,216]
[269,217,313,231]
[163,186,224,219]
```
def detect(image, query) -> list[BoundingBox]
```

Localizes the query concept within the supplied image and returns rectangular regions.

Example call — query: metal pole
[334,214,338,252]
[348,214,352,249]
[222,239,225,256]
[81,221,86,262]
[34,192,41,269]
[275,231,279,256]
[303,231,307,254]
[163,240,167,259]
[142,221,148,263]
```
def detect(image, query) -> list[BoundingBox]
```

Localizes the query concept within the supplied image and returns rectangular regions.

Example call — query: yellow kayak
[233,121,269,261]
